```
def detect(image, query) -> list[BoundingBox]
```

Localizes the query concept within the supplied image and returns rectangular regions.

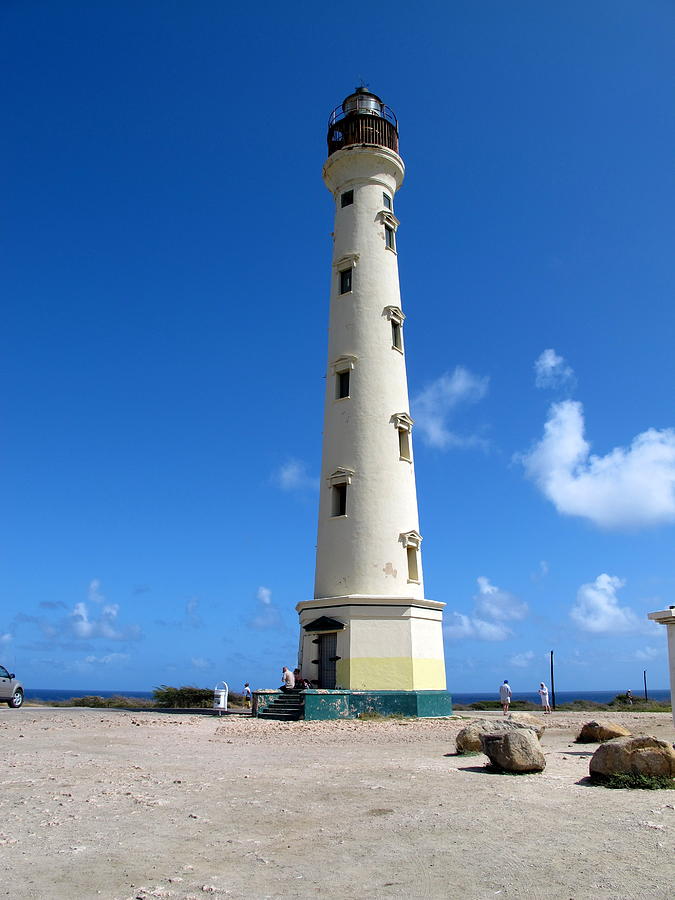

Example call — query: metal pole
[550,650,556,711]
[643,669,648,702]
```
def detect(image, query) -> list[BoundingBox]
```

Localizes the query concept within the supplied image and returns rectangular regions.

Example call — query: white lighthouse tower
[296,88,451,717]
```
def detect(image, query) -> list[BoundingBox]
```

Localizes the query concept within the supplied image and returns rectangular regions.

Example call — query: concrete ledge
[304,689,452,720]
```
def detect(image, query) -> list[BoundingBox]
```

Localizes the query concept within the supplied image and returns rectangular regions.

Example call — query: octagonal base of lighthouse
[295,597,452,717]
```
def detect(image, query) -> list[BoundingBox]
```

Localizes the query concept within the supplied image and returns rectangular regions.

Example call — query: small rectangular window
[332,483,347,517]
[336,370,350,399]
[399,429,411,461]
[339,268,352,294]
[391,320,403,351]
[385,225,395,251]
[341,190,354,208]
[383,193,392,210]
[407,546,419,582]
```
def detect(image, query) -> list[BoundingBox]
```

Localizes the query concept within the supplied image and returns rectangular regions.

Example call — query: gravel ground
[1,707,673,899]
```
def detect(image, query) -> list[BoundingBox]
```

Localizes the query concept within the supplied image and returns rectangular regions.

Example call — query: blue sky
[2,1,674,694]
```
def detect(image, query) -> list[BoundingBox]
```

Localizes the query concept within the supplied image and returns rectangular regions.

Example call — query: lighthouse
[295,88,452,718]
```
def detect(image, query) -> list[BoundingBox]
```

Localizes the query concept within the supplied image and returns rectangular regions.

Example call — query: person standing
[538,681,551,714]
[499,679,512,715]
[242,682,252,709]
[626,689,633,706]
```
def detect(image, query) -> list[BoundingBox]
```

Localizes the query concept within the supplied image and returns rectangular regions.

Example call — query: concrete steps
[257,691,304,721]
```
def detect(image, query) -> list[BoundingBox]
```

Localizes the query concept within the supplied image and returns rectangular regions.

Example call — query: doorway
[317,632,337,688]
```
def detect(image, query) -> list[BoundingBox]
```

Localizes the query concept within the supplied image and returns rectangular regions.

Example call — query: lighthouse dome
[342,87,384,117]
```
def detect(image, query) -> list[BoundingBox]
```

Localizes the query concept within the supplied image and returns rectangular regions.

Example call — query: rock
[576,721,631,743]
[589,736,675,780]
[456,718,540,754]
[507,712,546,738]
[480,729,546,773]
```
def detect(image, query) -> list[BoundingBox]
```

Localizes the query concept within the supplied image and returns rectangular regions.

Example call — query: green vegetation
[28,686,246,709]
[153,685,214,707]
[153,685,245,707]
[590,772,675,790]
[357,711,405,720]
[453,695,671,713]
[453,700,538,711]
[29,695,156,709]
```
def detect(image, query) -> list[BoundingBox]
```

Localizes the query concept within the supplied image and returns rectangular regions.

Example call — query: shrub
[153,685,214,708]
[43,695,156,709]
[469,700,538,711]
[590,772,675,790]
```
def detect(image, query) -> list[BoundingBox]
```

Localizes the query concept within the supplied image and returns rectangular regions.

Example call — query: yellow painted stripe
[336,657,446,691]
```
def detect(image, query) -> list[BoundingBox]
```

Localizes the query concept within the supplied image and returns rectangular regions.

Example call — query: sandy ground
[1,708,674,900]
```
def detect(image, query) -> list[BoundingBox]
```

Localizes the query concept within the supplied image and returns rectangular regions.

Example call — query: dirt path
[1,708,673,899]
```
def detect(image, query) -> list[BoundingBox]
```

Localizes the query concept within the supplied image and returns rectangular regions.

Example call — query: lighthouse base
[297,596,448,692]
[301,689,453,720]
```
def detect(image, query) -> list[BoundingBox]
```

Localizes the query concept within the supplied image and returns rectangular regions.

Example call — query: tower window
[391,319,403,351]
[332,483,347,517]
[336,369,350,399]
[341,190,354,208]
[406,547,419,583]
[339,268,352,294]
[383,193,392,210]
[385,225,396,251]
[399,428,411,461]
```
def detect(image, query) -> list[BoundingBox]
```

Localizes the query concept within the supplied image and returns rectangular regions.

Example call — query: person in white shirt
[280,667,295,692]
[242,683,252,709]
[538,682,551,714]
[499,680,512,715]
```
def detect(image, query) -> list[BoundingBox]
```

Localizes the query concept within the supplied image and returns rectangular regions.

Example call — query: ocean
[24,687,671,704]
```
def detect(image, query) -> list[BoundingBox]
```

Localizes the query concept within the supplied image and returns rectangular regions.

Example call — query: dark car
[0,665,24,708]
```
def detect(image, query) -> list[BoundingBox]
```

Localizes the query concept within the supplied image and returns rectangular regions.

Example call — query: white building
[647,606,675,727]
[296,89,448,705]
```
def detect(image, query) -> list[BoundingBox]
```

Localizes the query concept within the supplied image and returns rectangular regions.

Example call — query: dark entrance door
[318,632,337,688]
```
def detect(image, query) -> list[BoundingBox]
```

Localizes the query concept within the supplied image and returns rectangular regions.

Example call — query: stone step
[258,711,302,721]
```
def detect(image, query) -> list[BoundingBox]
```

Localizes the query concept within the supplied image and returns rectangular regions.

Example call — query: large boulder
[456,718,540,754]
[480,729,546,773]
[590,736,675,780]
[508,712,546,739]
[576,721,631,743]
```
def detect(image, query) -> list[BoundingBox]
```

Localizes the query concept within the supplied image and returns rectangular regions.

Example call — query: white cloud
[474,577,528,621]
[634,646,664,662]
[531,560,549,582]
[248,586,282,630]
[443,612,512,642]
[509,650,535,668]
[444,577,526,642]
[571,574,639,634]
[276,459,319,492]
[522,400,675,529]
[534,349,575,390]
[190,657,212,669]
[82,652,129,666]
[88,578,105,604]
[68,581,141,642]
[0,632,12,644]
[412,366,489,449]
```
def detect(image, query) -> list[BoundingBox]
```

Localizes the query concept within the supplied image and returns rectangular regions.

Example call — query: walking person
[242,682,252,709]
[538,681,551,714]
[499,679,512,716]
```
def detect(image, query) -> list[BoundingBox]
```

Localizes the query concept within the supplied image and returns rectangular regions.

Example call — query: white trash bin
[213,681,228,716]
